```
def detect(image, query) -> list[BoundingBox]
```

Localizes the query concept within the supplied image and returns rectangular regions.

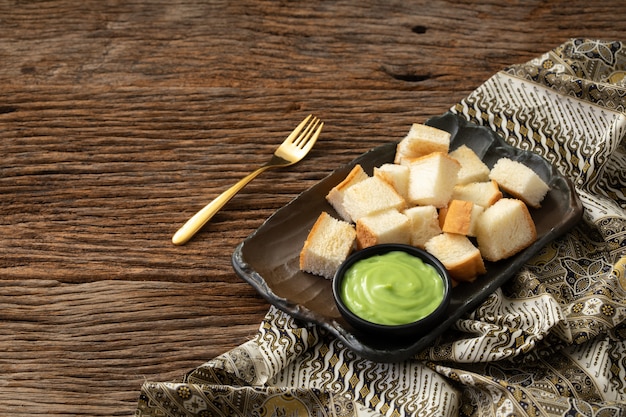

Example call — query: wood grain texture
[1,0,624,415]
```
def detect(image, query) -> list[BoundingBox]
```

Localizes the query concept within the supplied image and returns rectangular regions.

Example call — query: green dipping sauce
[340,251,445,326]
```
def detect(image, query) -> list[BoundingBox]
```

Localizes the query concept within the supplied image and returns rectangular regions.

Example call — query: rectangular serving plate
[232,112,583,362]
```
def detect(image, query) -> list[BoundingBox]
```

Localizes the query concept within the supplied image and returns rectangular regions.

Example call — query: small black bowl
[332,244,452,338]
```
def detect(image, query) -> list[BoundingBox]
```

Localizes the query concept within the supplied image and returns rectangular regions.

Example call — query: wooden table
[1,1,624,415]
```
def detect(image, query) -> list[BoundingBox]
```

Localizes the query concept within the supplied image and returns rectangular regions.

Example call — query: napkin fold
[136,39,626,417]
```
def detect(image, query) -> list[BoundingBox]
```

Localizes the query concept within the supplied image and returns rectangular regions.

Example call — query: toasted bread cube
[299,212,356,279]
[374,163,410,200]
[451,180,502,208]
[326,164,369,222]
[404,205,442,248]
[439,200,484,237]
[475,198,537,262]
[489,158,550,208]
[342,176,406,222]
[424,233,486,282]
[394,123,451,164]
[449,145,490,185]
[356,209,411,249]
[407,152,461,207]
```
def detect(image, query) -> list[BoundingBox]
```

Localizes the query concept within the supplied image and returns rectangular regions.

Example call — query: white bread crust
[404,205,442,248]
[449,144,490,185]
[326,164,368,222]
[394,123,451,164]
[475,198,537,262]
[356,209,411,249]
[407,152,461,207]
[451,180,502,207]
[489,158,550,208]
[424,233,486,282]
[342,176,407,222]
[299,212,356,279]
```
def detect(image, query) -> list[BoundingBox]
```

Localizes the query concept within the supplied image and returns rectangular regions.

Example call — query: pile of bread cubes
[299,123,550,285]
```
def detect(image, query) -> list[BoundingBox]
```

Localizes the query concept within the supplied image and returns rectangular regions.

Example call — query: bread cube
[394,123,450,164]
[299,212,356,279]
[439,200,484,237]
[424,233,486,282]
[451,180,502,208]
[356,209,411,249]
[342,176,406,222]
[374,163,410,200]
[403,205,442,248]
[475,198,537,262]
[449,145,490,185]
[407,152,461,207]
[326,164,368,222]
[489,158,550,208]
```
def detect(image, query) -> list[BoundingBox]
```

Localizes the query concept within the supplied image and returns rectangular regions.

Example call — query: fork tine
[293,116,321,147]
[285,114,313,143]
[298,120,323,153]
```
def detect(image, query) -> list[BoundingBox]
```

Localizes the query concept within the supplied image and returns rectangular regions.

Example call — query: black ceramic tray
[232,112,583,362]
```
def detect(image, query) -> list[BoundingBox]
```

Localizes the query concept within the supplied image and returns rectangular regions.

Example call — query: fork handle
[172,166,270,245]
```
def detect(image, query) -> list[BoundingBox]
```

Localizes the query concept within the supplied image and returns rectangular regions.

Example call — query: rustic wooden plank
[1,86,466,283]
[1,1,618,90]
[1,0,625,415]
[0,279,268,416]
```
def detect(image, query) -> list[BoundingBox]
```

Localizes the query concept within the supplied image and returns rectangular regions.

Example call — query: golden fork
[172,114,323,245]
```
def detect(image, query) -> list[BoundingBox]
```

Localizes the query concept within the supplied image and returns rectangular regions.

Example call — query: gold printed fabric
[136,39,626,417]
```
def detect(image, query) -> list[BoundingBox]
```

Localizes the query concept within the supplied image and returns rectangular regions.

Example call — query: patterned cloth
[136,39,626,417]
